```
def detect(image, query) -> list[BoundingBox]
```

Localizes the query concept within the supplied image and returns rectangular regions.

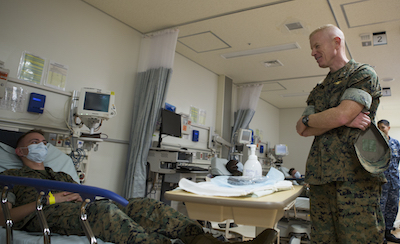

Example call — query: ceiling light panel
[221,42,300,59]
[281,92,310,97]
[178,31,230,53]
[261,82,286,92]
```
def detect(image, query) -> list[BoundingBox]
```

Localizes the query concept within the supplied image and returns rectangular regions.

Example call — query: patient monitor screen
[237,128,252,144]
[241,130,251,142]
[83,92,110,112]
[275,144,288,156]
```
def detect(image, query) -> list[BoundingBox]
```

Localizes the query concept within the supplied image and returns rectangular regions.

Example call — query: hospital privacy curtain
[228,84,263,159]
[123,29,179,198]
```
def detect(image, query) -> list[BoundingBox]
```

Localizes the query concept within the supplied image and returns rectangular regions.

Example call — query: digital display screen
[32,97,41,102]
[83,92,110,112]
[241,130,251,141]
[160,109,181,138]
[275,145,288,155]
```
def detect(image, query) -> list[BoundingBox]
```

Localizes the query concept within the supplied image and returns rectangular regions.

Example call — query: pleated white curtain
[228,84,263,159]
[123,29,179,198]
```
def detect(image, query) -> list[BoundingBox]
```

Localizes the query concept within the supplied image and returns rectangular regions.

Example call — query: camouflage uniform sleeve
[346,64,381,100]
[302,82,322,116]
[341,64,381,117]
[302,105,315,116]
[339,88,372,109]
[0,169,19,206]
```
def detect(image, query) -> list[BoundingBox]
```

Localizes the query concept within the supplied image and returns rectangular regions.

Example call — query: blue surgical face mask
[294,171,301,178]
[23,142,48,163]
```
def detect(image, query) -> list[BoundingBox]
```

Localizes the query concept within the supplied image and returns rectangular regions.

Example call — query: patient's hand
[53,191,83,204]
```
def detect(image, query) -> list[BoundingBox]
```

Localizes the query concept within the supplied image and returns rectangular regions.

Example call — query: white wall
[248,100,311,175]
[389,128,400,141]
[249,99,280,147]
[279,108,313,174]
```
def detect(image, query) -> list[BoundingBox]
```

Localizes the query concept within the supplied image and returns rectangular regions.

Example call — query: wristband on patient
[48,192,56,205]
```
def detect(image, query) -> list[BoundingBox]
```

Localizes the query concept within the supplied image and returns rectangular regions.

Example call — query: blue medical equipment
[27,93,46,114]
[192,130,199,142]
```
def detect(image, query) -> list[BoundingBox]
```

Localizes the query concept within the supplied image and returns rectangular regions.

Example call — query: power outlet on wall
[48,133,57,146]
[56,134,64,147]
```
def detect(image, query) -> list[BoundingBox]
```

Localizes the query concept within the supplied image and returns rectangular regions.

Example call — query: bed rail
[0,175,129,244]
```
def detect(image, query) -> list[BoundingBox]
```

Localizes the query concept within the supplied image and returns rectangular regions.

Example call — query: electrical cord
[69,148,85,170]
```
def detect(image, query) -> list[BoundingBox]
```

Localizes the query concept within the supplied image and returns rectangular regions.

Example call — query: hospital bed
[0,129,125,244]
[276,167,310,244]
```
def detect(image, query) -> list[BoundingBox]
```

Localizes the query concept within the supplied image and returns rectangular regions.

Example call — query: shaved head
[309,24,349,72]
[310,24,345,49]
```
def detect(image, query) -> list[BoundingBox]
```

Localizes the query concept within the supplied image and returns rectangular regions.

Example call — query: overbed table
[165,185,304,229]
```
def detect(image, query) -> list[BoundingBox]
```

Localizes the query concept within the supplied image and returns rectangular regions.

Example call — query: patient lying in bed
[0,129,276,244]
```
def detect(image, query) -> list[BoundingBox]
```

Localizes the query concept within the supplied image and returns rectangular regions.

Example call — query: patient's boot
[191,228,278,244]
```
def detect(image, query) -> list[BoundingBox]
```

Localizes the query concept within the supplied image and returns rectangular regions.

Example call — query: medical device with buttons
[70,87,117,151]
[76,87,117,131]
[75,87,116,133]
[147,148,193,174]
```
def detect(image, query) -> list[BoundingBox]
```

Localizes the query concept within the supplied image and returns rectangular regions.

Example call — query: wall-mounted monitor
[157,108,181,147]
[237,128,252,145]
[160,109,182,138]
[76,87,116,120]
[275,144,289,156]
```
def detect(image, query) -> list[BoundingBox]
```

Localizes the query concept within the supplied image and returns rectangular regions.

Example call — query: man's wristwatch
[302,115,310,127]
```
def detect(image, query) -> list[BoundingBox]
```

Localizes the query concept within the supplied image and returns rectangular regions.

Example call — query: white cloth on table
[179,167,293,197]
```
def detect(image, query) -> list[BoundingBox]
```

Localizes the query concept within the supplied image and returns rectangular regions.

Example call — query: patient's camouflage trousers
[22,198,203,244]
[309,181,385,244]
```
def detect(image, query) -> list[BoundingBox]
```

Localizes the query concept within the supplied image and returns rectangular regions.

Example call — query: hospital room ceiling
[83,0,400,126]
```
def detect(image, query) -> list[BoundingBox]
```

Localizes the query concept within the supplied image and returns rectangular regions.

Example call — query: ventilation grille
[360,33,371,40]
[264,60,283,67]
[285,22,304,31]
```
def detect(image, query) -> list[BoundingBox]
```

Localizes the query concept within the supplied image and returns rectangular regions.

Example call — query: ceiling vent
[285,22,304,31]
[221,43,300,59]
[360,33,371,41]
[264,60,283,67]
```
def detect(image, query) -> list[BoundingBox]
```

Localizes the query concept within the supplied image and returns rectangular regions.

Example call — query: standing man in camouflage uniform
[296,24,386,243]
[378,119,400,243]
[0,129,276,244]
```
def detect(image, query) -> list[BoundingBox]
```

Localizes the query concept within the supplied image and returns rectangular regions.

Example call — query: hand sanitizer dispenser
[243,144,262,178]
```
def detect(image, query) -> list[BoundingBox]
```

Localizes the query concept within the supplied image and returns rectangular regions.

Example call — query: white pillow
[0,142,80,184]
[210,157,232,176]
